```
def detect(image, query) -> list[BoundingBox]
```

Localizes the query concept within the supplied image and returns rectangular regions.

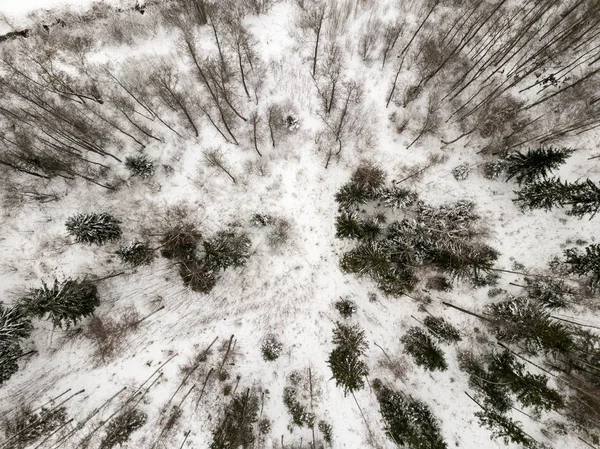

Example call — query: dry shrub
[85,308,140,364]
[477,95,524,139]
[178,259,216,293]
[267,218,291,250]
[160,223,202,261]
[377,353,411,382]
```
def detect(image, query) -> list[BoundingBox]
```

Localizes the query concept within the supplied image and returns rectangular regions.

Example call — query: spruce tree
[100,409,147,449]
[211,389,259,449]
[566,179,600,218]
[65,213,122,245]
[564,244,600,288]
[125,154,155,178]
[375,384,448,449]
[116,241,154,267]
[513,177,576,211]
[202,231,251,270]
[475,408,534,447]
[423,316,462,343]
[504,146,574,186]
[334,182,372,211]
[19,279,100,329]
[401,327,448,371]
[327,322,369,396]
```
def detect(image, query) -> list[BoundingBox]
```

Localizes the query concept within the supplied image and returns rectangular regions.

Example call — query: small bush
[327,322,369,395]
[267,219,290,249]
[283,386,313,428]
[202,231,251,270]
[401,327,447,371]
[160,223,202,260]
[65,213,122,245]
[261,335,283,361]
[250,213,275,227]
[125,154,155,178]
[19,279,99,329]
[482,160,506,179]
[116,241,154,267]
[258,419,271,435]
[334,298,357,318]
[423,316,462,343]
[100,408,147,449]
[452,163,470,180]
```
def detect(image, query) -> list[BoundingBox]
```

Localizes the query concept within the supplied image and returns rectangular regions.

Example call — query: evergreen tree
[428,242,499,280]
[178,259,217,293]
[116,241,154,267]
[100,409,147,449]
[504,146,574,186]
[375,184,418,210]
[513,177,576,211]
[65,213,122,245]
[423,316,462,343]
[3,406,68,448]
[566,179,600,218]
[160,223,202,260]
[0,306,33,342]
[19,279,100,329]
[327,322,369,396]
[375,384,448,449]
[211,389,259,449]
[401,327,448,371]
[0,340,22,386]
[125,154,155,178]
[524,277,573,310]
[335,211,362,239]
[334,182,372,211]
[202,231,251,270]
[475,408,535,447]
[487,296,573,355]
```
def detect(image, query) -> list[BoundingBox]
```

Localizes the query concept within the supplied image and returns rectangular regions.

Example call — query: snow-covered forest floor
[0,1,599,448]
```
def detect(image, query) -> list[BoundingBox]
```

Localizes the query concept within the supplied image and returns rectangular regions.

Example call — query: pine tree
[100,409,147,449]
[423,316,462,343]
[334,182,372,211]
[401,327,448,371]
[0,306,33,343]
[564,244,600,288]
[19,279,100,329]
[116,241,154,267]
[335,211,362,239]
[211,389,259,449]
[65,213,122,245]
[375,184,418,210]
[327,322,369,396]
[475,408,535,447]
[375,384,448,449]
[504,146,574,186]
[202,231,251,270]
[513,177,576,211]
[178,259,217,293]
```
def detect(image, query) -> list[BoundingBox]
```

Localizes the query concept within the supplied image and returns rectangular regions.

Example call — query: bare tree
[299,1,327,78]
[204,148,237,184]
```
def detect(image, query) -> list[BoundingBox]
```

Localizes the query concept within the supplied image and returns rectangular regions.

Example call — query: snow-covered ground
[0,1,599,449]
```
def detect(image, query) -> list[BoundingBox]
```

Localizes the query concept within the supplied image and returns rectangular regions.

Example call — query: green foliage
[283,386,314,428]
[65,213,122,245]
[487,296,573,355]
[3,406,68,449]
[19,279,99,329]
[318,420,333,445]
[327,322,369,395]
[423,316,461,343]
[0,340,22,386]
[401,327,448,371]
[335,182,372,211]
[375,383,448,449]
[475,408,535,447]
[116,241,154,267]
[160,223,202,260]
[375,185,418,210]
[334,298,357,318]
[427,242,499,280]
[504,146,573,185]
[524,277,573,309]
[178,259,217,293]
[458,351,513,414]
[100,409,147,449]
[564,244,600,288]
[211,389,259,449]
[261,335,282,361]
[202,231,251,270]
[340,242,392,276]
[567,179,600,218]
[125,154,155,178]
[0,306,32,342]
